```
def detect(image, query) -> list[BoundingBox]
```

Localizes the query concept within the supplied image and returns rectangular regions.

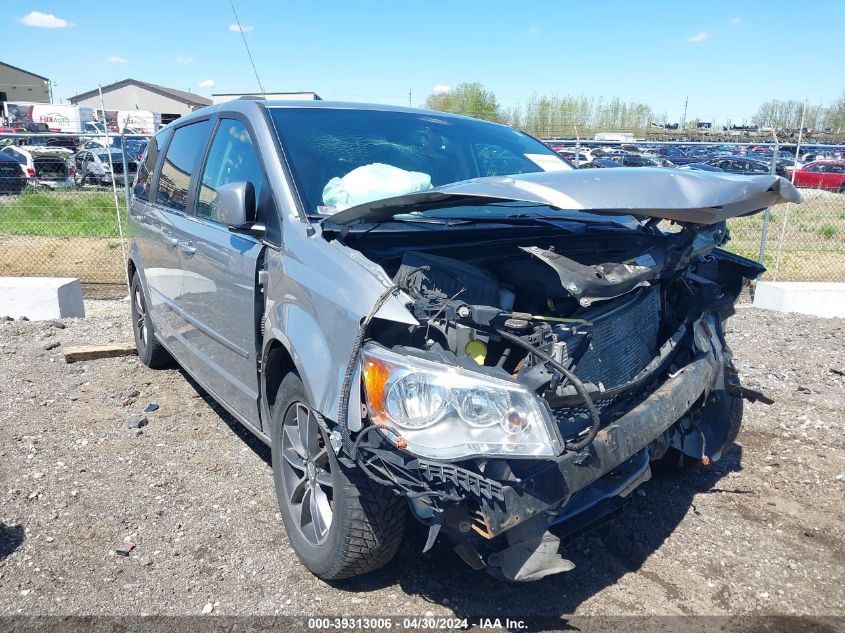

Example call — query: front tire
[270,373,406,580]
[130,272,171,368]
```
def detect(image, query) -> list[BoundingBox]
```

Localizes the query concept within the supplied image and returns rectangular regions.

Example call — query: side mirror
[216,181,257,229]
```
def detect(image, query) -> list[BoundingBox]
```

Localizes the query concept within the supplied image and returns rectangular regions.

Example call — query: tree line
[424,82,845,137]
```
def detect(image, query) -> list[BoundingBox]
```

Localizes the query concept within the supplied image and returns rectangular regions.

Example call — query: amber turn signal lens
[362,357,392,414]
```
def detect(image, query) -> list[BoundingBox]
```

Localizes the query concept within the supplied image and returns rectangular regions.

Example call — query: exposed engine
[351,221,749,447]
[334,219,768,580]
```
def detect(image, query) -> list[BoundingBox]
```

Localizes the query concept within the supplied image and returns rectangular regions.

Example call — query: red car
[788,160,845,192]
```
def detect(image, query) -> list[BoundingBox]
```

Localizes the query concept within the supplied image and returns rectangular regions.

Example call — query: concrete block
[753,282,845,319]
[0,277,85,321]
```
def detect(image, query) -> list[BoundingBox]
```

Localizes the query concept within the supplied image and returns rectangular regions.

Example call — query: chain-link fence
[726,188,845,281]
[1,135,843,290]
[0,131,141,295]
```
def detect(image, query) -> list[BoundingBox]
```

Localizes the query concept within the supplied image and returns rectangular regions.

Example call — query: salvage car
[0,153,27,195]
[693,156,790,179]
[127,101,799,581]
[787,160,845,192]
[74,148,137,186]
[0,145,75,189]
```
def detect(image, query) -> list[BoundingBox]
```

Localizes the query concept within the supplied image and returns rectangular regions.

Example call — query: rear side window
[134,128,172,201]
[156,120,211,211]
[196,119,264,222]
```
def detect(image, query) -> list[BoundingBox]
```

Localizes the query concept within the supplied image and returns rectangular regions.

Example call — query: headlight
[361,343,560,460]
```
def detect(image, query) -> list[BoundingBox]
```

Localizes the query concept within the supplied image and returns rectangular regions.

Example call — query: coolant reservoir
[465,339,488,365]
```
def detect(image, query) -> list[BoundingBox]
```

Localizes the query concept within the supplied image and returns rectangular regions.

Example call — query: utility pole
[408,88,412,108]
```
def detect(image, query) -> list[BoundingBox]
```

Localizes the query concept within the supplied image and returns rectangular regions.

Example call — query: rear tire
[271,373,406,580]
[130,272,172,368]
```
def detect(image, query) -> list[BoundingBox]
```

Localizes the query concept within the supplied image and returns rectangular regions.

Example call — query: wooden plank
[64,343,137,363]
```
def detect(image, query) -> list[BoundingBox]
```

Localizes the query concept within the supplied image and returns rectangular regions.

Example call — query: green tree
[424,82,500,122]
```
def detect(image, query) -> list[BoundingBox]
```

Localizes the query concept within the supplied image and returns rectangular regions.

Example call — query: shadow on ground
[342,448,743,620]
[180,369,271,466]
[0,523,25,561]
[182,367,742,619]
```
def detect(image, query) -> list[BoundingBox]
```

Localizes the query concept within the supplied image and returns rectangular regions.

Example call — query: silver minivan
[128,100,798,581]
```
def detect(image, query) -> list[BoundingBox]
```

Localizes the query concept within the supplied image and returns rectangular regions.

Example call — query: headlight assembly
[361,343,560,460]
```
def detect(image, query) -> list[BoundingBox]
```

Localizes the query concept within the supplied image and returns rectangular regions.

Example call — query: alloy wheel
[133,286,148,347]
[281,402,333,545]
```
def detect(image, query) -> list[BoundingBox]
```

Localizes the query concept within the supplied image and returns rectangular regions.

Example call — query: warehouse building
[69,79,211,125]
[211,91,321,105]
[0,61,51,104]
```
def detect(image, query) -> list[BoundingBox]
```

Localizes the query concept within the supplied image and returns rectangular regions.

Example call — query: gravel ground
[0,300,843,618]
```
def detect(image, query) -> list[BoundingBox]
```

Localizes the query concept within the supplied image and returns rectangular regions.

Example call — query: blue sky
[5,0,844,124]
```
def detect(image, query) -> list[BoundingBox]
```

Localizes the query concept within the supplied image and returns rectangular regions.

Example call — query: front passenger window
[197,119,264,222]
[157,120,211,211]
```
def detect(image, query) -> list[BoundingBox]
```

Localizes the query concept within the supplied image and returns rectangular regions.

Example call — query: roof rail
[237,95,265,101]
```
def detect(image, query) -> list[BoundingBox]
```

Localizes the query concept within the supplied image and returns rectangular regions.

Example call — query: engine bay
[339,220,758,445]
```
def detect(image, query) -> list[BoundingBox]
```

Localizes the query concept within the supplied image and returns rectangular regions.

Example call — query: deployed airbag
[321,163,432,212]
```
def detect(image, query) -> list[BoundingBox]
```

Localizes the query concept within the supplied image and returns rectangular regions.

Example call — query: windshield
[268,107,569,215]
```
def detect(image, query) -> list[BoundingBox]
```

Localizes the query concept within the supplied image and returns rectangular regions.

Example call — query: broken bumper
[423,315,725,541]
[489,349,719,536]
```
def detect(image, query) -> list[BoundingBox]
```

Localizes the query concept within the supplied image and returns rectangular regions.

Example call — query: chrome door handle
[163,235,179,247]
[179,241,196,257]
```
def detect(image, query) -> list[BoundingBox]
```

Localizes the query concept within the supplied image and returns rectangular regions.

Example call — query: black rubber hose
[496,328,602,452]
[337,283,399,455]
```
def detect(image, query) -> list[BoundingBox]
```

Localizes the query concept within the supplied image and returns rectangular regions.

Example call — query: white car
[73,148,138,186]
[0,145,75,189]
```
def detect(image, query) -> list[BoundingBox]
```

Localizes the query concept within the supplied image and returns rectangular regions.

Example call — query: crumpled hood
[324,167,802,226]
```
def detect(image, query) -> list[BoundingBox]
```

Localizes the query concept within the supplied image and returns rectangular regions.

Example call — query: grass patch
[0,190,126,237]
[724,189,845,279]
[819,224,838,239]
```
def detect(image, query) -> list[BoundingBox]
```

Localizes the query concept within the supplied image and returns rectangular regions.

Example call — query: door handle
[179,241,197,257]
[163,235,179,247]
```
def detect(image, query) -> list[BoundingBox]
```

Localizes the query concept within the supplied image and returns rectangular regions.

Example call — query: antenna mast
[228,0,266,98]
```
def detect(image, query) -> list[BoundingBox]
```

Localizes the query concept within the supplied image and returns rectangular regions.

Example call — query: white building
[211,91,321,105]
[0,61,50,104]
[69,79,211,125]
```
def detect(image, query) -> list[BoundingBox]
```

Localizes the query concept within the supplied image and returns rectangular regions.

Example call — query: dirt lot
[0,300,843,619]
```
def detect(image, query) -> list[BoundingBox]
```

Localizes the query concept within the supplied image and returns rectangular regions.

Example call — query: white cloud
[106,56,128,64]
[19,11,73,28]
[729,17,742,25]
[687,31,710,43]
[527,26,541,36]
[432,84,451,95]
[197,79,215,88]
[228,23,254,32]
[175,54,193,64]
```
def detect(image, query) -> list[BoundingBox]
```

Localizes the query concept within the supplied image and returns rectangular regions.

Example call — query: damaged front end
[324,169,797,581]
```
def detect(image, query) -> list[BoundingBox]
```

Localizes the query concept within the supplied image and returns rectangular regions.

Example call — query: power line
[228,0,266,98]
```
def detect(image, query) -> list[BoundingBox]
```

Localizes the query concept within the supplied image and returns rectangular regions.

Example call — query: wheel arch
[261,337,299,432]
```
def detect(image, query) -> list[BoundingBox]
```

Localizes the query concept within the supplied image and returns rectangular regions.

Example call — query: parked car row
[0,144,139,193]
[548,141,845,190]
